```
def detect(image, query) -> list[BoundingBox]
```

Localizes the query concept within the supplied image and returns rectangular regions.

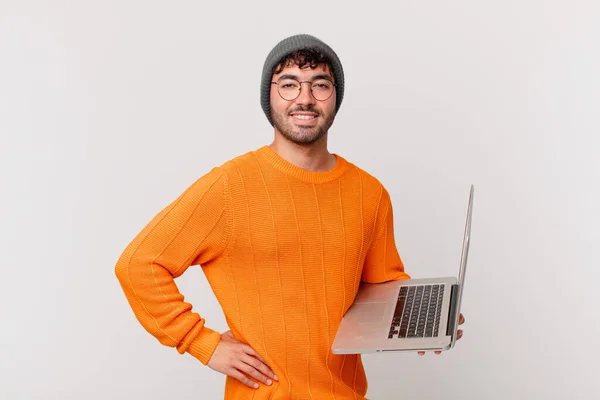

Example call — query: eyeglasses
[271,77,336,101]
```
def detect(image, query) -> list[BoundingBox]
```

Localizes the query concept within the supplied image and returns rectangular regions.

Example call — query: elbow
[114,261,127,292]
[114,252,133,288]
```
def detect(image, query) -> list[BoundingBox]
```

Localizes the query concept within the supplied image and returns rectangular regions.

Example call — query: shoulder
[216,148,262,175]
[185,149,254,191]
[340,155,391,203]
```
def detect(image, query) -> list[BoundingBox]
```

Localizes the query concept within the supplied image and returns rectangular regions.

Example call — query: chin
[284,129,325,146]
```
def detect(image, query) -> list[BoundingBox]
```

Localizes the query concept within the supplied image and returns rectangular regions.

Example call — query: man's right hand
[207,330,278,389]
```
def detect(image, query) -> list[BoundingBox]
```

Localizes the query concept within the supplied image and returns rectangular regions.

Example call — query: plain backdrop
[1,1,599,399]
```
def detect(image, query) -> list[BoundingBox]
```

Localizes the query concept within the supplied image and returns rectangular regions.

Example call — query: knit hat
[260,34,345,126]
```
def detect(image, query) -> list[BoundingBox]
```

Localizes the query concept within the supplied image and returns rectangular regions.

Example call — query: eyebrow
[277,74,334,83]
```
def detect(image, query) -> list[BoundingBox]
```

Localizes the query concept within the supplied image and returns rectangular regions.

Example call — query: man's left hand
[418,313,465,356]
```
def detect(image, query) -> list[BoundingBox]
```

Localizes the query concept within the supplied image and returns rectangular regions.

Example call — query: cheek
[324,98,337,115]
[270,91,287,113]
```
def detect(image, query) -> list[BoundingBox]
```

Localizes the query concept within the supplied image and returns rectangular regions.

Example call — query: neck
[269,133,336,172]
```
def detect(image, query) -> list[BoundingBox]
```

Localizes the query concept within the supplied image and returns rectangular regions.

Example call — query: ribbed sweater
[115,145,410,399]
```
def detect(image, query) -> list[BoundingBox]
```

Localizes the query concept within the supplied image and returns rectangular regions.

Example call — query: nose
[295,82,315,106]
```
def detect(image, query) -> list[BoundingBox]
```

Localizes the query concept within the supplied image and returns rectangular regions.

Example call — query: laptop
[332,185,474,354]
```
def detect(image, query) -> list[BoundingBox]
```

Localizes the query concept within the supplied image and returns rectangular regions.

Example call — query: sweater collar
[255,145,349,184]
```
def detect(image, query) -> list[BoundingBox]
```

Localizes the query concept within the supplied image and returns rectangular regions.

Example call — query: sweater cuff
[186,326,222,365]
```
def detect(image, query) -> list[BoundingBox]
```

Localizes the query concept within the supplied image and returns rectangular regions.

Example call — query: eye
[312,80,332,90]
[279,79,300,89]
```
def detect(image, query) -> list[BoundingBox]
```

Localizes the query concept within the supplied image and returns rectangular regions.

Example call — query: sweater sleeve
[114,166,230,365]
[361,187,411,283]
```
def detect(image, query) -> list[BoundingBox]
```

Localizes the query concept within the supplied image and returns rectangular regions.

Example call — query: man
[115,33,464,399]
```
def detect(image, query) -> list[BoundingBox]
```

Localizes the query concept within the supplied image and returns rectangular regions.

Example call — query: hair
[272,48,336,82]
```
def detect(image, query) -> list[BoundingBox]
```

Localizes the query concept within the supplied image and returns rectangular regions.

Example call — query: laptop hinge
[446,284,460,336]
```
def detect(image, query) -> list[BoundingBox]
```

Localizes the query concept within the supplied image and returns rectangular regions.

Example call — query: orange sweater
[115,146,410,399]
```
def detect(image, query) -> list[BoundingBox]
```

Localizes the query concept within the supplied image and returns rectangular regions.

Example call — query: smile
[290,113,318,121]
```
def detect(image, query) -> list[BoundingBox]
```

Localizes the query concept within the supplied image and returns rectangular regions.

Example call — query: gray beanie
[260,34,345,126]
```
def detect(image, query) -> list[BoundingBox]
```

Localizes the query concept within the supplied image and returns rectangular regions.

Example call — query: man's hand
[207,330,278,388]
[418,313,465,356]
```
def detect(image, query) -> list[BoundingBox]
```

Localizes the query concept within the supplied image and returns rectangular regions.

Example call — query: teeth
[294,115,315,120]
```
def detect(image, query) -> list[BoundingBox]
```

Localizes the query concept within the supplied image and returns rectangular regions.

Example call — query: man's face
[270,63,337,146]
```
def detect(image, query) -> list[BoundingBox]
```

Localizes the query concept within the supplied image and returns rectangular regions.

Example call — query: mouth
[289,112,319,124]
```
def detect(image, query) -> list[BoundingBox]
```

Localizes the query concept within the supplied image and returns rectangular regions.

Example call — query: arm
[114,167,230,365]
[362,187,411,283]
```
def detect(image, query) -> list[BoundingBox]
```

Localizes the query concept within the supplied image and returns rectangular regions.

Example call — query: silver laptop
[332,185,474,354]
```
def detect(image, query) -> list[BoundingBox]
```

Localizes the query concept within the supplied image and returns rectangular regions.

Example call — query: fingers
[243,345,278,381]
[237,363,273,386]
[417,321,465,357]
[418,350,442,356]
[243,344,267,365]
[239,355,276,385]
[227,368,261,389]
[208,332,279,389]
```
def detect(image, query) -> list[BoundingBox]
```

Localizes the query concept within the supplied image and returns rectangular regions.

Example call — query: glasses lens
[311,79,334,101]
[276,78,335,101]
[277,79,301,101]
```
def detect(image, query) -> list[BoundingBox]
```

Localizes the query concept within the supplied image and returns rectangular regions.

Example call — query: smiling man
[115,34,463,399]
[270,64,336,145]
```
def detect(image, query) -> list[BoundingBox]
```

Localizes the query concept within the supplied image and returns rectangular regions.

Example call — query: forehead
[272,63,334,81]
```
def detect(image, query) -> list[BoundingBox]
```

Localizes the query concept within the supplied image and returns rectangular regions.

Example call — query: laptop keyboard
[388,285,444,339]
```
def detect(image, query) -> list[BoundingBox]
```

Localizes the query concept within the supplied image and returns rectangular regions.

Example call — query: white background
[1,1,599,399]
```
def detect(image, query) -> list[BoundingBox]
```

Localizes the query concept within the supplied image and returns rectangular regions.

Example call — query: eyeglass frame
[270,76,337,102]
